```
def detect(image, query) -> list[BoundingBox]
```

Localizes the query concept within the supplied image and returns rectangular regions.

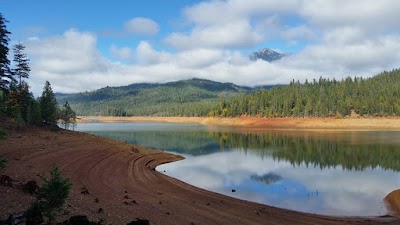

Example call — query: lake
[75,122,400,216]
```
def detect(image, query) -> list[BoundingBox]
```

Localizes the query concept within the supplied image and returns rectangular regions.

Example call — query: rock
[80,187,90,195]
[59,215,98,225]
[124,200,138,206]
[0,175,13,187]
[384,189,400,216]
[6,212,25,225]
[126,218,150,225]
[22,180,39,194]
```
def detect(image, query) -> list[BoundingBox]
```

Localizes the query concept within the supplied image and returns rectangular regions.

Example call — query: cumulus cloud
[165,20,263,50]
[123,17,159,36]
[299,0,400,32]
[22,1,400,96]
[110,45,133,61]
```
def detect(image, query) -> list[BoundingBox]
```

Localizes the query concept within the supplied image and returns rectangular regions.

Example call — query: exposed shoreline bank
[0,124,398,224]
[77,116,400,130]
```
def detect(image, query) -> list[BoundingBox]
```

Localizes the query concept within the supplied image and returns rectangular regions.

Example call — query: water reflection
[76,123,400,216]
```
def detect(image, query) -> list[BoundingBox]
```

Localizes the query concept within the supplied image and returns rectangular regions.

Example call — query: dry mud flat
[0,126,399,224]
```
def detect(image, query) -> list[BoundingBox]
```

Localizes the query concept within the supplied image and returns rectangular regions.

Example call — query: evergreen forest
[209,69,400,118]
[56,79,262,116]
[0,13,76,129]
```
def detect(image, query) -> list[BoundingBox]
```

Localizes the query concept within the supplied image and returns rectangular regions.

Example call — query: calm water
[75,122,400,216]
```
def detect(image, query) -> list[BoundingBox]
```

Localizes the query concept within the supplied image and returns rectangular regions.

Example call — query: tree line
[56,80,247,117]
[209,69,400,118]
[209,131,400,172]
[0,13,76,129]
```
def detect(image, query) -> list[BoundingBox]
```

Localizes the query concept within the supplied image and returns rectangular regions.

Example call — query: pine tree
[40,81,58,125]
[31,166,72,222]
[0,13,12,91]
[26,97,42,125]
[12,43,30,89]
[59,101,76,129]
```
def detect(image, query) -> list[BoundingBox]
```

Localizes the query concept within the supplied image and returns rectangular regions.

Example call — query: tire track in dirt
[1,127,398,224]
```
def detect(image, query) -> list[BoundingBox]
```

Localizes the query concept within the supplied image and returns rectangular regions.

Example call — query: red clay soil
[0,125,398,225]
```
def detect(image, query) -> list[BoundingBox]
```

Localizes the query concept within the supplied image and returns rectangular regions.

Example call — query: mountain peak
[250,48,289,62]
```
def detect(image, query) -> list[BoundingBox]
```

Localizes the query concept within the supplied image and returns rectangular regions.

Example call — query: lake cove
[76,122,400,216]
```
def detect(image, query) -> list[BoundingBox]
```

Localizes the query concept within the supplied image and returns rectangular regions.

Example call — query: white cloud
[135,41,171,65]
[27,29,107,75]
[110,45,133,61]
[165,20,263,50]
[183,0,300,25]
[22,1,400,96]
[299,0,400,32]
[157,150,398,216]
[25,30,400,96]
[123,17,159,36]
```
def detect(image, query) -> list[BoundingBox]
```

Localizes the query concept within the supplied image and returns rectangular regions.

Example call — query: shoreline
[0,125,398,224]
[77,116,400,130]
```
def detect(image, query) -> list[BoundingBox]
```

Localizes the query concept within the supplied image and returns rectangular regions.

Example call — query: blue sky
[2,0,400,95]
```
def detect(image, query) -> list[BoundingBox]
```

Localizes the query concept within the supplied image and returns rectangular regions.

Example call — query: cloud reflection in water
[157,150,400,216]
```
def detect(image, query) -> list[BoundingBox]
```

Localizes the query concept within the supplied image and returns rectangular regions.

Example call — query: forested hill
[210,69,400,117]
[56,78,268,116]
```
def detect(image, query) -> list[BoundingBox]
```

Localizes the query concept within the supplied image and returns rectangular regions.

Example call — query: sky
[2,0,400,95]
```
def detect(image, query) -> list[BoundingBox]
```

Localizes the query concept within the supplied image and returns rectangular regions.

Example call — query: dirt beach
[0,124,399,224]
[77,116,400,130]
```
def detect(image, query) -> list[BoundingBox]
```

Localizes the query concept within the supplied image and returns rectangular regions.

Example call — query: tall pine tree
[0,13,12,91]
[40,81,58,125]
[12,43,30,88]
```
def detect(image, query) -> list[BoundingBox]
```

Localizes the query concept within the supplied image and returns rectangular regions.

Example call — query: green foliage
[0,13,54,128]
[40,81,58,125]
[26,98,42,125]
[12,43,30,87]
[0,13,12,91]
[56,79,255,116]
[15,108,26,129]
[208,131,400,171]
[33,166,72,222]
[59,101,76,129]
[211,69,400,118]
[0,155,6,171]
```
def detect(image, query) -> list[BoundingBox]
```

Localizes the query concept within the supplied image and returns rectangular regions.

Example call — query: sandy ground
[0,124,399,224]
[77,116,400,130]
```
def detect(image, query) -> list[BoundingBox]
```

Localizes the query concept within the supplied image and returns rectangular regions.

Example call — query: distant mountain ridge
[56,78,273,117]
[250,48,290,62]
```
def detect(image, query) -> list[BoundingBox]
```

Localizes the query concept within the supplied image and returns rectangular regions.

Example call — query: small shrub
[31,166,72,222]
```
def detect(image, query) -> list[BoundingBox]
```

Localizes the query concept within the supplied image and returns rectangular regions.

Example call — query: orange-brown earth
[1,122,399,224]
[77,116,400,130]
